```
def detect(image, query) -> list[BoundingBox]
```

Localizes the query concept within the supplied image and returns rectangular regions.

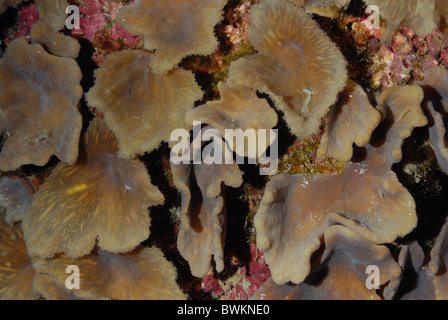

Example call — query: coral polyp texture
[22,118,165,258]
[227,0,348,138]
[0,216,38,300]
[117,0,227,74]
[2,0,448,301]
[86,49,203,158]
[32,247,187,300]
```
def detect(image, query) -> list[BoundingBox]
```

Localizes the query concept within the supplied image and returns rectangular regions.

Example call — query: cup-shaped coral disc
[255,85,426,285]
[0,218,38,300]
[252,225,401,300]
[0,38,83,171]
[227,0,347,138]
[86,49,203,159]
[363,0,437,42]
[22,119,165,258]
[32,247,187,300]
[117,0,227,74]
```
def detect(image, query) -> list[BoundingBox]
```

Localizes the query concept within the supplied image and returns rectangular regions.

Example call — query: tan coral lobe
[0,38,83,171]
[32,247,187,300]
[317,79,382,162]
[117,0,227,74]
[22,118,165,258]
[186,82,278,134]
[384,242,436,300]
[428,218,448,299]
[255,85,426,285]
[185,82,278,157]
[227,0,347,138]
[384,216,448,300]
[31,21,81,58]
[35,0,68,32]
[87,49,203,159]
[172,131,243,277]
[417,66,448,174]
[363,0,437,42]
[33,274,102,300]
[252,225,401,300]
[0,218,38,300]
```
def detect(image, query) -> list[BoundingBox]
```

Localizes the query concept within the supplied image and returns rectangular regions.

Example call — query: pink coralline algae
[18,2,39,40]
[223,1,254,51]
[371,28,448,89]
[71,0,141,64]
[109,23,139,47]
[375,32,443,86]
[72,0,112,41]
[339,11,448,90]
[342,14,382,47]
[201,244,271,300]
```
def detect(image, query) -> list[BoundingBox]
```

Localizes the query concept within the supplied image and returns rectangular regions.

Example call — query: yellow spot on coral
[66,184,88,195]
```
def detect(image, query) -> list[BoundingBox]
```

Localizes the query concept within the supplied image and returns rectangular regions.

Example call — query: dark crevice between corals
[0,6,18,51]
[138,88,296,299]
[211,91,297,293]
[76,38,98,133]
[393,126,448,252]
[141,143,211,300]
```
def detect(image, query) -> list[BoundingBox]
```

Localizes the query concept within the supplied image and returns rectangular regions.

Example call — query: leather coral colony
[1,0,448,301]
